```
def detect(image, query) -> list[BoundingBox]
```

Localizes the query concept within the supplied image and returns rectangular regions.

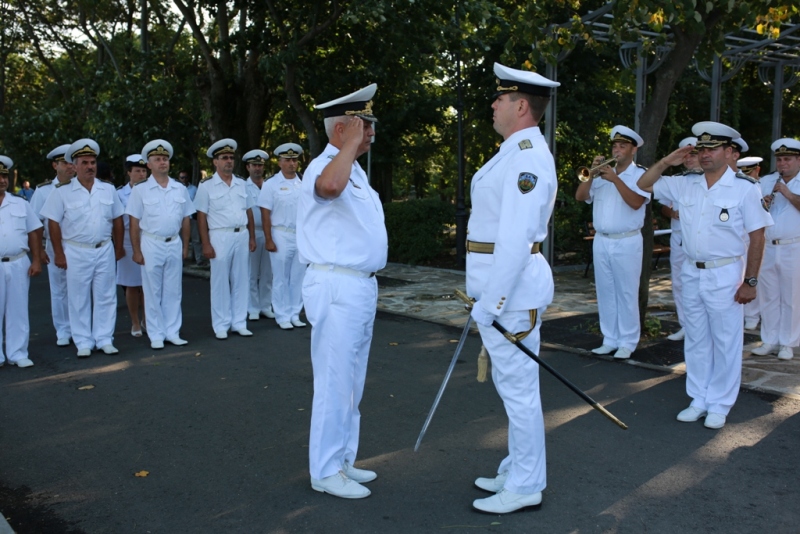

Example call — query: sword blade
[414,315,473,452]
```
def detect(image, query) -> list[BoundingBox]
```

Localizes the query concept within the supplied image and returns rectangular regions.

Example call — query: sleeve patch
[518,172,537,194]
[518,139,532,150]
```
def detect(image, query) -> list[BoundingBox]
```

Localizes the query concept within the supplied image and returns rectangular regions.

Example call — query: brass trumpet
[577,157,617,182]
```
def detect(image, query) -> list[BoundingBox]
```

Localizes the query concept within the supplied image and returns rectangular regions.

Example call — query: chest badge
[517,172,537,194]
[719,208,729,222]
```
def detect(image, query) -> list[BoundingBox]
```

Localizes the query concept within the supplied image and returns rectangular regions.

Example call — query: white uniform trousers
[269,228,306,323]
[64,242,117,350]
[248,232,272,315]
[759,242,800,347]
[681,259,744,415]
[45,239,71,340]
[743,235,760,325]
[593,233,642,350]
[477,308,546,495]
[669,231,685,327]
[303,268,377,480]
[141,236,184,343]
[208,229,249,333]
[0,255,32,363]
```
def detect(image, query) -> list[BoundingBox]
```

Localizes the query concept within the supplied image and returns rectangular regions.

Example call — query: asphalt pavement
[1,272,799,533]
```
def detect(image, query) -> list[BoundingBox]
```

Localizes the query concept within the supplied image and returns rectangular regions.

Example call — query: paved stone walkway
[184,262,800,399]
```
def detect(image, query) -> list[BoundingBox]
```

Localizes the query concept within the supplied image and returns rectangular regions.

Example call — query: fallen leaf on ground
[449,339,458,343]
[297,408,305,411]
[195,352,201,357]
[388,342,399,346]
[78,385,94,390]
[134,471,149,477]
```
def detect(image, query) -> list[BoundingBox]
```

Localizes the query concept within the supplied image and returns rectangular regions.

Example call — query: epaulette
[131,180,146,187]
[735,171,756,184]
[99,179,115,185]
[635,163,648,170]
[235,174,245,180]
[38,179,53,188]
[327,155,335,160]
[200,175,212,183]
[116,184,124,190]
[518,139,532,150]
[680,168,703,176]
[55,179,71,188]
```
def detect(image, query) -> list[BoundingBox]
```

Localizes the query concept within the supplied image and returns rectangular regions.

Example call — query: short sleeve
[39,187,65,223]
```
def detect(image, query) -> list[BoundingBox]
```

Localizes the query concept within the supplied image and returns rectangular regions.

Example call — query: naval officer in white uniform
[194,139,257,339]
[117,154,148,337]
[242,149,274,322]
[576,125,650,360]
[466,63,558,514]
[29,144,73,346]
[0,155,43,368]
[127,140,195,350]
[40,139,125,357]
[297,84,386,499]
[258,142,307,330]
[638,121,772,429]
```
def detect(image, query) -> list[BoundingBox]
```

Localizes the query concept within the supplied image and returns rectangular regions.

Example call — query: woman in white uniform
[117,155,148,336]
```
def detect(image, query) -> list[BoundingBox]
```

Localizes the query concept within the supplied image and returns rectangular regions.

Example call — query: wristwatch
[744,277,758,287]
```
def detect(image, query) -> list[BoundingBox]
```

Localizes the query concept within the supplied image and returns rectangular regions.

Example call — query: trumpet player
[751,138,800,361]
[575,125,650,360]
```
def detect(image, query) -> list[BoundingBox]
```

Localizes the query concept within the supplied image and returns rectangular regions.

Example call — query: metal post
[542,62,558,266]
[454,3,467,268]
[771,62,785,172]
[710,55,722,121]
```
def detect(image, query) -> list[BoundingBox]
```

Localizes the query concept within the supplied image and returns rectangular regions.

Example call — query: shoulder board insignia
[131,180,146,187]
[635,163,648,170]
[56,179,71,188]
[735,171,756,184]
[235,174,245,180]
[327,155,335,160]
[517,172,538,194]
[680,168,703,176]
[38,179,53,188]
[518,139,533,150]
[116,184,124,190]
[200,175,212,183]
[99,179,114,185]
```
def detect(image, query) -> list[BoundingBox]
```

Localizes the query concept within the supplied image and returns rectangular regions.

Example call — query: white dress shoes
[472,488,542,514]
[77,348,91,358]
[167,338,188,346]
[667,328,685,341]
[343,461,377,483]
[676,406,707,422]
[278,322,294,330]
[262,308,276,319]
[474,471,508,493]
[57,338,71,347]
[613,348,632,359]
[291,317,307,328]
[744,319,759,330]
[100,344,119,355]
[248,312,260,321]
[778,346,794,360]
[12,358,34,368]
[215,330,228,340]
[591,345,617,355]
[151,340,165,350]
[704,412,726,429]
[751,343,778,356]
[311,471,371,499]
[235,328,253,337]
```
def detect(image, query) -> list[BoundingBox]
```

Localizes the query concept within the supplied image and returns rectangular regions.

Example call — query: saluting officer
[575,125,650,360]
[0,155,43,368]
[40,139,125,358]
[298,84,386,499]
[258,143,307,330]
[127,140,195,350]
[638,121,772,429]
[193,139,257,339]
[29,144,73,346]
[241,149,274,322]
[117,154,148,337]
[466,63,558,514]
[751,139,800,361]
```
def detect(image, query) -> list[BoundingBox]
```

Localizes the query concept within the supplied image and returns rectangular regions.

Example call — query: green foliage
[383,199,454,265]
[643,315,662,339]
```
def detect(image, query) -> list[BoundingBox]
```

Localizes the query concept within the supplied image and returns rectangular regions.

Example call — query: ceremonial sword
[453,289,628,431]
[413,315,473,452]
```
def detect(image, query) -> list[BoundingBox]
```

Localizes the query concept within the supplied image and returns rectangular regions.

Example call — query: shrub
[383,199,454,265]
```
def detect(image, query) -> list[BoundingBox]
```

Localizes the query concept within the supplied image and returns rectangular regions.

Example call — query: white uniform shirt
[257,172,303,229]
[245,178,265,235]
[0,194,42,256]
[759,171,800,242]
[466,127,557,314]
[39,178,124,243]
[653,168,773,261]
[125,176,195,236]
[29,179,56,239]
[586,163,650,234]
[297,143,388,273]
[193,173,253,230]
